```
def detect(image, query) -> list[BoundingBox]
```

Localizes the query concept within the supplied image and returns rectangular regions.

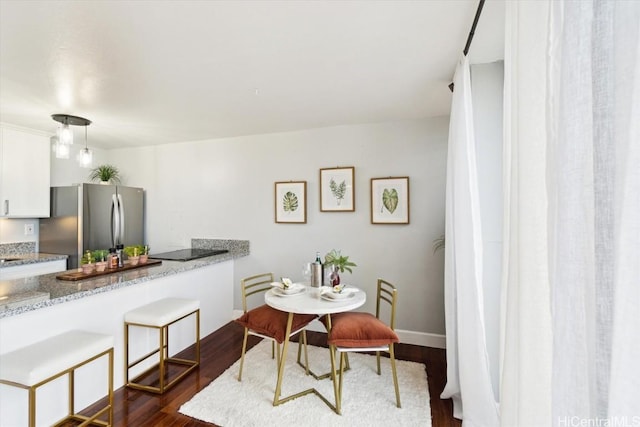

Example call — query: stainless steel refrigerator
[39,184,145,269]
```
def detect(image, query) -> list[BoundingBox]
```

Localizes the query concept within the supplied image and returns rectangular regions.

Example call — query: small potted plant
[88,164,121,185]
[123,246,140,265]
[137,245,149,264]
[324,249,357,286]
[80,250,95,274]
[92,249,109,272]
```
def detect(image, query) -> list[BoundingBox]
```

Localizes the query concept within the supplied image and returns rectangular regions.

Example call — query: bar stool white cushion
[124,297,199,326]
[0,330,114,386]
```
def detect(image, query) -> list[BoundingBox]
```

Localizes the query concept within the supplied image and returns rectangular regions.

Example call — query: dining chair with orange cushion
[322,278,401,411]
[234,272,317,381]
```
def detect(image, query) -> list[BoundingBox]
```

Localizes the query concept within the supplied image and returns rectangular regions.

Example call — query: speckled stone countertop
[0,252,68,268]
[0,241,67,267]
[0,238,249,319]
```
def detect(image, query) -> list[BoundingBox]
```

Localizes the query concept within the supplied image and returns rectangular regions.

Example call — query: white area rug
[179,340,431,426]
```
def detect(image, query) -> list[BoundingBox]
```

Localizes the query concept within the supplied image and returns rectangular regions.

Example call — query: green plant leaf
[92,249,109,262]
[323,249,357,273]
[89,164,121,184]
[329,178,346,204]
[282,191,299,212]
[382,188,399,213]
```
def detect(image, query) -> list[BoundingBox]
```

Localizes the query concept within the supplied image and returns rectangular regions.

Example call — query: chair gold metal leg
[338,352,346,411]
[238,328,249,381]
[376,350,381,375]
[295,330,310,375]
[389,344,401,408]
[271,341,275,359]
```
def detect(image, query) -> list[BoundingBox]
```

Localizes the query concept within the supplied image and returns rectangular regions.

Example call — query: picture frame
[370,176,410,224]
[320,166,355,212]
[275,181,307,223]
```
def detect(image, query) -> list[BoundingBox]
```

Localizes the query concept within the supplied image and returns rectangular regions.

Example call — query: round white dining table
[265,285,366,414]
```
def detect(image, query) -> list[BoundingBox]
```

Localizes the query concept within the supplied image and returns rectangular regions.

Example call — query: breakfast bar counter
[0,239,249,318]
[0,238,249,426]
[0,250,237,318]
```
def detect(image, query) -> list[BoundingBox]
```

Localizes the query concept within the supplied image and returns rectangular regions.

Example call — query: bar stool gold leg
[159,325,165,392]
[124,305,200,394]
[28,388,35,427]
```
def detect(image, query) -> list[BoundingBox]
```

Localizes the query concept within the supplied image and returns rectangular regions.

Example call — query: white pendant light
[77,126,93,168]
[51,114,92,164]
[52,136,70,159]
[57,122,74,145]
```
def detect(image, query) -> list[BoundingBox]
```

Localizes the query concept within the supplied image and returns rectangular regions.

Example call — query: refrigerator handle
[118,194,125,243]
[3,200,7,215]
[112,194,120,247]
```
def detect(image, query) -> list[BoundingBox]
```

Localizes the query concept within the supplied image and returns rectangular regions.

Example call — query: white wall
[109,118,449,336]
[0,219,38,245]
[50,144,110,187]
[471,61,504,400]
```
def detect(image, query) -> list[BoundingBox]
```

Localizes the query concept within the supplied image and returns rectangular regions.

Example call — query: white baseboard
[232,310,446,349]
[396,329,446,349]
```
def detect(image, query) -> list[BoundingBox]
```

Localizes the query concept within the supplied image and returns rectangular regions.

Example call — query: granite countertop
[0,238,249,319]
[0,252,68,268]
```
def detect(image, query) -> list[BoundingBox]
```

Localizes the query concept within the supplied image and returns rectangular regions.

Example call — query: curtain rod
[449,0,486,92]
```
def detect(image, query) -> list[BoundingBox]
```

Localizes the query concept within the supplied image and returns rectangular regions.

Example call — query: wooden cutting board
[56,259,162,281]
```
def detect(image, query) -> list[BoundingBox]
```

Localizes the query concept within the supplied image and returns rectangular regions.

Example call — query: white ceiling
[0,0,504,149]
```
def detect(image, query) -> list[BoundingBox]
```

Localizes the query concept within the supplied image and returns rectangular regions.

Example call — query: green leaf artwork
[382,188,399,213]
[282,191,299,212]
[329,178,347,205]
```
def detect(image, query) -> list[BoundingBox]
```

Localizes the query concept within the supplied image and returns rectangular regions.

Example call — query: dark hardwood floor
[81,321,461,427]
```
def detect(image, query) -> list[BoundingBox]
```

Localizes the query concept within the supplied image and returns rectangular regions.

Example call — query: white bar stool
[0,330,114,427]
[124,297,200,394]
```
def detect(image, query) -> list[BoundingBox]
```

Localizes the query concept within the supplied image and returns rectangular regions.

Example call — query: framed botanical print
[370,176,410,224]
[275,181,307,223]
[320,166,355,212]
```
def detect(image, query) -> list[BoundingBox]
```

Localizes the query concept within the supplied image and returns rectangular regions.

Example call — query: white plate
[270,282,304,294]
[272,287,305,297]
[321,292,355,302]
[323,290,351,300]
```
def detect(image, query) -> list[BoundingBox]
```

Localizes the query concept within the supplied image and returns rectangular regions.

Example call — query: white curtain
[500,0,640,425]
[441,55,499,427]
[547,0,640,423]
[500,2,553,426]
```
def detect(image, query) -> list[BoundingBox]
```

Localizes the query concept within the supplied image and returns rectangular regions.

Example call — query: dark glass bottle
[116,244,124,268]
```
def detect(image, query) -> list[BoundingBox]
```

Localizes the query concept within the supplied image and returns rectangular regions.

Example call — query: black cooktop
[148,248,229,261]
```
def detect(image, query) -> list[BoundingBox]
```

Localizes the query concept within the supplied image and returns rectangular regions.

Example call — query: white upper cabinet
[0,126,51,218]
